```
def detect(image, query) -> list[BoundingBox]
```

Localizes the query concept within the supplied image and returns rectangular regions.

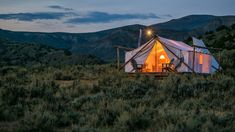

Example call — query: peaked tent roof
[129,36,195,54]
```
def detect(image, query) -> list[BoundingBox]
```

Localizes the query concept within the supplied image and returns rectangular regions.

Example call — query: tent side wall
[193,37,220,73]
[125,51,134,72]
[188,52,212,73]
[162,44,192,72]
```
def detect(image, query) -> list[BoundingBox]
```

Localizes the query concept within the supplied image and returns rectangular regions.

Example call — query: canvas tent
[124,36,220,74]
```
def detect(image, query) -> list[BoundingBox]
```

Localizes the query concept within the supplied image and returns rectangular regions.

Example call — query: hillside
[0,25,144,61]
[0,15,235,61]
[0,39,103,67]
[201,25,235,50]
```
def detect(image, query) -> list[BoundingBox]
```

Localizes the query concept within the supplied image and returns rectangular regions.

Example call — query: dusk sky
[0,0,235,33]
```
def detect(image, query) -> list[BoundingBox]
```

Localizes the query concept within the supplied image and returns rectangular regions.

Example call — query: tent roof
[129,36,208,54]
[131,36,196,52]
[129,38,156,54]
[158,36,193,51]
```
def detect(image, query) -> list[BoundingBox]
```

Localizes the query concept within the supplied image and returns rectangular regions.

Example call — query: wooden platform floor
[128,72,170,77]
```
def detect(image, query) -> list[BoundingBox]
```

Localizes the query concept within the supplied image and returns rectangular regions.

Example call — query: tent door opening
[142,41,170,72]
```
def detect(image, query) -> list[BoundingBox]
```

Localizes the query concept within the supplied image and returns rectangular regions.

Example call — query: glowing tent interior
[124,36,221,74]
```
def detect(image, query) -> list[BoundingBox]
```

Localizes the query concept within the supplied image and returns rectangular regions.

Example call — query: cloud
[48,5,73,11]
[0,12,75,21]
[0,11,161,24]
[162,14,173,18]
[65,11,160,24]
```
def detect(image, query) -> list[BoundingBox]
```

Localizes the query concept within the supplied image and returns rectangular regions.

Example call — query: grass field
[0,64,234,131]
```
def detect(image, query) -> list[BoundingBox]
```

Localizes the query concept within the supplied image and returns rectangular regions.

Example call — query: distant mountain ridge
[152,15,235,31]
[0,15,235,61]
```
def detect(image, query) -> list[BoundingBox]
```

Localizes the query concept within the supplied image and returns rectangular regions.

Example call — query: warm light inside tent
[143,41,170,72]
[160,55,165,60]
[199,54,203,64]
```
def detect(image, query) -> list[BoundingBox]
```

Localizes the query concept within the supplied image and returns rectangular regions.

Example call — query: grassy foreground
[0,64,234,132]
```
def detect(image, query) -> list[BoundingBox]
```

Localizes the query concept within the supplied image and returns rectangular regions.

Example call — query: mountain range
[0,15,235,61]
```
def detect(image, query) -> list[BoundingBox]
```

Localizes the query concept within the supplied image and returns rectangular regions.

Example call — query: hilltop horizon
[0,14,235,33]
[0,0,235,32]
[1,15,235,61]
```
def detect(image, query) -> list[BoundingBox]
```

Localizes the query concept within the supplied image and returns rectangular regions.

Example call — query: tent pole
[119,37,156,70]
[116,47,120,69]
[113,45,134,69]
[192,45,195,72]
[158,38,195,73]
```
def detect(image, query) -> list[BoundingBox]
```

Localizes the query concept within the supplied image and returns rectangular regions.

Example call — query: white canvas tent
[124,36,220,74]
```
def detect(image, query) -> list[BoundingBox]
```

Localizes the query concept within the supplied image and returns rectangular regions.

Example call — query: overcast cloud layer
[0,11,162,23]
[0,0,234,33]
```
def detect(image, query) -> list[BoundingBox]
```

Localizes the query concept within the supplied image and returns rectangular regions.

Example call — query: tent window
[199,54,203,64]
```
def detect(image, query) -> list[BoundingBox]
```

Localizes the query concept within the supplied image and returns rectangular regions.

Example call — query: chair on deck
[175,57,184,71]
[162,58,176,72]
[131,59,143,72]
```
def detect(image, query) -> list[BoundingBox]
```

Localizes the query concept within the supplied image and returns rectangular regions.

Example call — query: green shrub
[19,110,57,131]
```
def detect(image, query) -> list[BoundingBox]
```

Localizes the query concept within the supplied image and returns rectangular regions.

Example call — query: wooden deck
[128,72,170,77]
[127,72,212,77]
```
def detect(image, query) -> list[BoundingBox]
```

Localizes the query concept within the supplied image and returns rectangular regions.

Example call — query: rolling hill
[0,39,103,67]
[0,15,235,61]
